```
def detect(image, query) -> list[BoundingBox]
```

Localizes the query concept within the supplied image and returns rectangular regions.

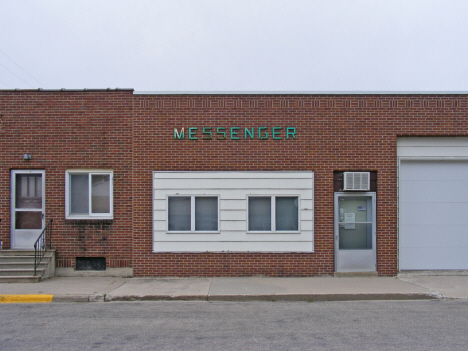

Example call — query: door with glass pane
[334,192,376,272]
[11,170,45,249]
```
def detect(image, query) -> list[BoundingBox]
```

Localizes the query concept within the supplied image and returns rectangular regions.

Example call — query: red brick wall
[0,90,134,269]
[2,92,468,277]
[132,94,468,277]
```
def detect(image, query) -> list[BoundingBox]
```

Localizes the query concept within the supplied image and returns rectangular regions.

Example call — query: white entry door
[11,170,45,249]
[335,192,376,272]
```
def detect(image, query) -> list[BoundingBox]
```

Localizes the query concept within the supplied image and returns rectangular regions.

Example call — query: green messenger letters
[173,127,296,140]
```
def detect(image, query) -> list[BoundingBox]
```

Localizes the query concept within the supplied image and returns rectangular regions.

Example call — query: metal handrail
[34,219,53,276]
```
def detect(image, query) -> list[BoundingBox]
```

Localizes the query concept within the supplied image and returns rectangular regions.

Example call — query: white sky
[1,0,467,92]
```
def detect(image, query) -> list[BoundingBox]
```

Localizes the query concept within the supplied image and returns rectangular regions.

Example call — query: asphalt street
[2,300,468,351]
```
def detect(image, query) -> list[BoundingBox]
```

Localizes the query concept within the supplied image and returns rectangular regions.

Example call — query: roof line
[1,89,467,95]
[0,88,134,92]
[134,90,468,95]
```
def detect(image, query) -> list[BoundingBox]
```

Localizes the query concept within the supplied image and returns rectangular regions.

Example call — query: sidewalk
[2,275,467,303]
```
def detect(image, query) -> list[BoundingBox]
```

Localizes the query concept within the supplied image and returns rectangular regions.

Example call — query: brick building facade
[1,90,468,277]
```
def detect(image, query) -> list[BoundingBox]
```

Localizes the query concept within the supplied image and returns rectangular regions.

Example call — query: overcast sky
[1,0,467,92]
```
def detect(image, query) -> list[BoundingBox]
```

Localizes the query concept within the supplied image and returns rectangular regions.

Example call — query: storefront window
[167,196,219,233]
[248,196,299,232]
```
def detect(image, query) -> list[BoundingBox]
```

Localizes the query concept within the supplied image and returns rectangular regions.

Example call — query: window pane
[195,197,218,231]
[15,211,42,229]
[91,174,110,213]
[70,174,89,214]
[168,197,191,231]
[15,175,42,209]
[276,197,299,231]
[35,176,42,197]
[248,197,271,231]
[339,223,373,250]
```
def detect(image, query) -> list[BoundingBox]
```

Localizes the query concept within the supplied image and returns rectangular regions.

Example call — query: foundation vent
[343,172,370,191]
[76,257,106,271]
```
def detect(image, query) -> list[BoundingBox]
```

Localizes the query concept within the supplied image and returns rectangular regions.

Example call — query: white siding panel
[155,171,313,179]
[220,211,246,221]
[153,200,167,211]
[155,241,314,252]
[154,178,312,190]
[220,199,247,210]
[298,220,313,232]
[154,231,313,242]
[153,171,314,252]
[153,211,166,222]
[155,189,312,199]
[300,210,314,221]
[219,221,250,231]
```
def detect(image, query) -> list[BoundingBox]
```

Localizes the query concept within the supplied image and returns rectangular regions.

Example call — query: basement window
[76,257,106,271]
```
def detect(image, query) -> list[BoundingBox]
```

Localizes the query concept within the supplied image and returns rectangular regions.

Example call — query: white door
[335,192,376,272]
[399,160,468,270]
[11,170,45,249]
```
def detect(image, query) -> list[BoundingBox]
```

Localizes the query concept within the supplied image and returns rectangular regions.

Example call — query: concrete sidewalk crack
[206,278,214,299]
[397,278,446,299]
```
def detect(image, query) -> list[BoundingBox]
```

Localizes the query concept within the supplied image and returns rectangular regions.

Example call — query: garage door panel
[400,180,468,203]
[399,202,468,225]
[400,247,468,270]
[399,224,467,247]
[400,161,468,181]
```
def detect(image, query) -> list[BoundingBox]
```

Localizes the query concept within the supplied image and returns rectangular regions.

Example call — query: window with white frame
[167,195,219,232]
[66,171,113,219]
[248,196,299,232]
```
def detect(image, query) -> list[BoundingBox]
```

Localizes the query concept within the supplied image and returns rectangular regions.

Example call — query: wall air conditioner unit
[343,172,370,191]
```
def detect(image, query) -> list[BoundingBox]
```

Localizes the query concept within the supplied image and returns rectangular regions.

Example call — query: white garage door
[398,136,468,270]
[399,160,468,270]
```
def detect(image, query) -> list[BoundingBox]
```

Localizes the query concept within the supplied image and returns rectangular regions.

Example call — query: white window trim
[247,195,301,234]
[166,195,220,234]
[65,170,113,220]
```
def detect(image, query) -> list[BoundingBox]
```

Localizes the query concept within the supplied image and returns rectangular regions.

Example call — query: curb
[0,294,54,303]
[207,293,439,302]
[105,295,208,302]
[52,295,90,303]
[34,293,442,303]
[100,293,439,302]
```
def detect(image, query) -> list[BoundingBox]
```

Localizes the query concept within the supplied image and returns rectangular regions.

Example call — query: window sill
[246,231,301,234]
[66,215,113,220]
[166,231,220,234]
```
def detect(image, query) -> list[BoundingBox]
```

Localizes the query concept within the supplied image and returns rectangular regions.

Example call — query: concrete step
[0,276,41,283]
[0,256,53,263]
[334,271,379,277]
[0,262,48,269]
[0,250,36,256]
[0,268,45,277]
[0,250,55,282]
[0,250,55,257]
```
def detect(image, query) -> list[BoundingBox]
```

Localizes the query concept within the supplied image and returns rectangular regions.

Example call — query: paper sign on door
[344,213,355,230]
